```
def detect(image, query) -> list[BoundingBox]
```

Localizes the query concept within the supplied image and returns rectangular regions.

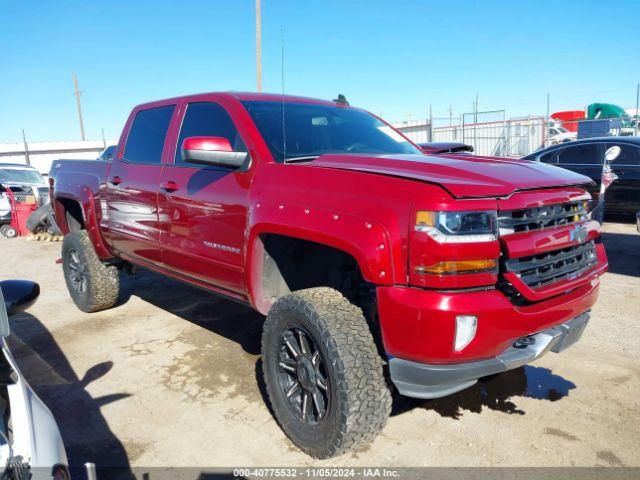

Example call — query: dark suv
[523,137,640,217]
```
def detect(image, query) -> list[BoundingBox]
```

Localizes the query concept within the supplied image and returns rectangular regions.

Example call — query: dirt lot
[0,223,638,472]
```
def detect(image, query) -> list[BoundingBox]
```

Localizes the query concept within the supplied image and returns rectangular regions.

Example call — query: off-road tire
[261,287,392,459]
[62,230,119,313]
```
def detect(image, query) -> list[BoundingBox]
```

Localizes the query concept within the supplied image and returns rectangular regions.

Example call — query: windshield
[0,169,44,185]
[241,101,421,162]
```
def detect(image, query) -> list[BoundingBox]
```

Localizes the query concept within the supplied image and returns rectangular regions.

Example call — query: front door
[103,104,175,264]
[157,101,252,294]
[605,142,640,215]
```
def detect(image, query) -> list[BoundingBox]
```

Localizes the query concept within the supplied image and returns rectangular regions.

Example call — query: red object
[551,110,585,132]
[6,189,38,236]
[49,92,607,368]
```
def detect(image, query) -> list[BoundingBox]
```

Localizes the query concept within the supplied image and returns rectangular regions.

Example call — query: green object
[587,103,633,127]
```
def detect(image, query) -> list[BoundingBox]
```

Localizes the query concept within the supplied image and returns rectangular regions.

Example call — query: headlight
[415,210,497,243]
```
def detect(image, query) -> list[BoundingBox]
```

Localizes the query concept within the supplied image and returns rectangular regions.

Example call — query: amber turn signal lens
[414,259,497,275]
[415,211,436,227]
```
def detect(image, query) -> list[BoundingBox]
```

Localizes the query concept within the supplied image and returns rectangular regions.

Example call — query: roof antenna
[281,25,287,161]
[333,94,349,106]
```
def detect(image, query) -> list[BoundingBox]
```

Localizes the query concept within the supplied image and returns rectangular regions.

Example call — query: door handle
[109,176,123,186]
[160,181,180,193]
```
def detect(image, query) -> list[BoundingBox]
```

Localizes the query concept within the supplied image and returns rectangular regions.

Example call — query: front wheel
[261,288,391,458]
[62,231,120,312]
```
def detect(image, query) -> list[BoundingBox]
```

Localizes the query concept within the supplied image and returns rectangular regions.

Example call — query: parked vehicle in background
[417,142,474,154]
[97,145,116,162]
[548,125,577,145]
[523,137,640,217]
[0,280,69,479]
[0,164,48,227]
[50,92,607,458]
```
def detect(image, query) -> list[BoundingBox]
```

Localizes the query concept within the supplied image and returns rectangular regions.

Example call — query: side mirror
[182,136,248,169]
[1,280,40,317]
[604,145,621,163]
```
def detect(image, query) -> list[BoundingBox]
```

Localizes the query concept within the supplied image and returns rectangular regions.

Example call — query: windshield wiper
[283,156,320,163]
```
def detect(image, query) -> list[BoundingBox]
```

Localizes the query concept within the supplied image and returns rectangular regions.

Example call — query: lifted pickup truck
[50,92,608,458]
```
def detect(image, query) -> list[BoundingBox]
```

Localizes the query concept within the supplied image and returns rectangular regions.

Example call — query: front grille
[504,240,598,288]
[499,200,589,234]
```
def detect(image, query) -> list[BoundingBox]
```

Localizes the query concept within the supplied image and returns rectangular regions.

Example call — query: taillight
[410,210,500,289]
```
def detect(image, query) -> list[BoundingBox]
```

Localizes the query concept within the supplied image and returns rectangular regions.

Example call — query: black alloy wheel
[277,326,330,424]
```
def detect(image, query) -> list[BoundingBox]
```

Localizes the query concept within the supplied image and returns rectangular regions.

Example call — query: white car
[548,126,577,145]
[0,164,49,228]
[0,281,69,479]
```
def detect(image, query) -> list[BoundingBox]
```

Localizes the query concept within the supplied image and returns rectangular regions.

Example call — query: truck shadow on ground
[601,231,640,277]
[119,269,578,424]
[391,365,576,419]
[117,269,264,356]
[6,313,133,480]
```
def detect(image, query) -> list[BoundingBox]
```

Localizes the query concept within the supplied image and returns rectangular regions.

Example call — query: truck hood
[309,153,593,198]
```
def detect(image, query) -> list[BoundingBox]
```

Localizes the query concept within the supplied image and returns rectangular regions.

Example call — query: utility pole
[256,0,262,92]
[73,73,86,141]
[546,93,550,147]
[101,127,106,148]
[473,94,478,150]
[21,130,30,166]
[448,104,453,126]
[428,104,433,142]
[635,83,639,136]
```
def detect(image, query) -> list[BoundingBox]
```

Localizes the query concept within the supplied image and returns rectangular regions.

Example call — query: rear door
[556,142,603,183]
[605,142,640,215]
[103,104,175,264]
[156,100,252,294]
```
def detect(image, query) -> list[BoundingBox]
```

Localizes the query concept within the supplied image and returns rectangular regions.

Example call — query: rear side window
[607,143,640,165]
[123,105,175,164]
[538,150,558,164]
[174,102,246,165]
[557,144,600,165]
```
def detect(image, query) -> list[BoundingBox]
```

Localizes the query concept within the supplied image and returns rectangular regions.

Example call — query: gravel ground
[0,223,638,473]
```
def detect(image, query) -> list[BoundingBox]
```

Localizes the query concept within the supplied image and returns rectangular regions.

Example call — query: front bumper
[390,311,590,399]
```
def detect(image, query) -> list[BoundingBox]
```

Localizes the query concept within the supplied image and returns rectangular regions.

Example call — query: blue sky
[1,0,639,142]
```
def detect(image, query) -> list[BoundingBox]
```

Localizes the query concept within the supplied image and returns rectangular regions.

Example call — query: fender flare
[53,189,112,259]
[244,202,395,314]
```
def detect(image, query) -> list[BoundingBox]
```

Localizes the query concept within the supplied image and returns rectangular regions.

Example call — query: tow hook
[513,335,536,349]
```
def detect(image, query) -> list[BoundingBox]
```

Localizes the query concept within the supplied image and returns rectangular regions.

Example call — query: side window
[607,143,640,165]
[539,150,558,163]
[175,102,247,165]
[557,144,600,165]
[123,105,175,164]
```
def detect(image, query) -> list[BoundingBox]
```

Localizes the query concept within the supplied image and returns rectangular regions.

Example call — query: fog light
[454,315,477,351]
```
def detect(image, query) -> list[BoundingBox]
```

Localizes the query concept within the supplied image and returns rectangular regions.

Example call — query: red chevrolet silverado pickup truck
[50,92,608,458]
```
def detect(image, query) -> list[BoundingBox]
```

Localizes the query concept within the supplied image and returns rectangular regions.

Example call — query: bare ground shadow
[117,269,264,355]
[391,365,576,419]
[600,231,640,277]
[6,312,134,480]
[118,269,578,426]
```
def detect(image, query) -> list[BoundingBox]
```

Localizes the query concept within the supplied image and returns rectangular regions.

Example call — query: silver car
[0,280,69,479]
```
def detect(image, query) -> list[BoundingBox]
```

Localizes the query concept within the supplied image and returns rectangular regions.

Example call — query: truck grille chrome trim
[498,200,589,235]
[503,240,598,288]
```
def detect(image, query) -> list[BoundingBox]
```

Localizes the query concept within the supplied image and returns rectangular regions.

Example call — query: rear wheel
[62,231,119,312]
[262,287,391,458]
